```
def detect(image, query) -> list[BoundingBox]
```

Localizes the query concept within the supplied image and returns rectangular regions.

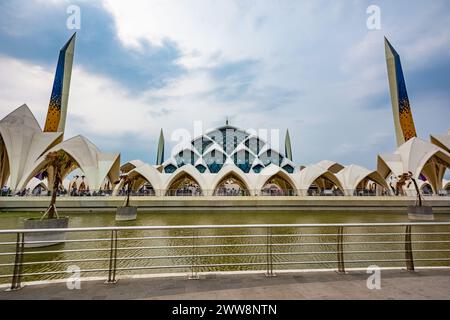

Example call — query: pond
[1,210,449,285]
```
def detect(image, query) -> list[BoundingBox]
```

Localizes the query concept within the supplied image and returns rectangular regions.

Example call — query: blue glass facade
[163,125,295,175]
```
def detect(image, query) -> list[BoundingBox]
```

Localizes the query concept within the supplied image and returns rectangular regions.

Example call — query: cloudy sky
[0,0,449,170]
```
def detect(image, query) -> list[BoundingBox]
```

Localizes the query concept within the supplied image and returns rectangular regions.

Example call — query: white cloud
[1,0,450,168]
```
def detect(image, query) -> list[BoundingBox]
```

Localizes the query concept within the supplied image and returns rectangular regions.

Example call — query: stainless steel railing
[0,222,450,290]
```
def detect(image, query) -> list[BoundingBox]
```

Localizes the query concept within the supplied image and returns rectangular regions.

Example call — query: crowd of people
[117,186,156,197]
[167,186,202,197]
[214,187,249,196]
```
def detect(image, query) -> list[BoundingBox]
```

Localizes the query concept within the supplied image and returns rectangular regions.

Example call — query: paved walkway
[1,269,449,300]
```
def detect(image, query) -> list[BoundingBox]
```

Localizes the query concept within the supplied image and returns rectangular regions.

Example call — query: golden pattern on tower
[385,37,418,146]
[44,33,76,133]
[398,98,417,142]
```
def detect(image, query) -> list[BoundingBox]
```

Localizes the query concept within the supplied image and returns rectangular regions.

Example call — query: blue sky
[0,0,449,171]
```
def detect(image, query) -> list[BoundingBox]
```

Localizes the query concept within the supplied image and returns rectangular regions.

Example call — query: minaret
[385,37,417,147]
[44,33,76,134]
[285,129,293,161]
[156,129,165,165]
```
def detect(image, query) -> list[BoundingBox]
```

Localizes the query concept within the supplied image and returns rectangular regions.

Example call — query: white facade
[0,105,62,191]
[0,105,120,193]
[378,137,450,193]
[1,106,448,197]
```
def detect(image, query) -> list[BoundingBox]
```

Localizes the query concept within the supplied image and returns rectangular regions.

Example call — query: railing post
[8,232,25,291]
[405,225,415,272]
[265,227,275,277]
[106,230,118,284]
[337,227,345,274]
[189,229,199,280]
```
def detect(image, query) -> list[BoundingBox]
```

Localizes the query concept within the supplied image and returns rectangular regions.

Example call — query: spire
[285,129,293,161]
[156,129,165,165]
[44,33,76,134]
[385,37,417,147]
[226,117,229,126]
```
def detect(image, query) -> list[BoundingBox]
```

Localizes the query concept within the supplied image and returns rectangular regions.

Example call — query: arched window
[421,184,433,196]
[261,174,296,196]
[307,175,342,196]
[214,174,249,196]
[166,173,202,196]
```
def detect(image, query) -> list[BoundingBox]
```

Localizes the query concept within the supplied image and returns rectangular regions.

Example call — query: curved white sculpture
[336,164,390,196]
[18,135,120,191]
[0,105,62,192]
[378,137,450,193]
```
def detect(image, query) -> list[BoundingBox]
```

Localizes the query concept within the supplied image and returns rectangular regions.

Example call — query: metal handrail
[1,222,450,234]
[1,222,450,290]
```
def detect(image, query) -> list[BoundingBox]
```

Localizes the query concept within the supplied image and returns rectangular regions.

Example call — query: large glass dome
[164,125,295,174]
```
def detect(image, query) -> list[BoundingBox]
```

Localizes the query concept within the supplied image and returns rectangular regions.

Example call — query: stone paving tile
[0,270,449,300]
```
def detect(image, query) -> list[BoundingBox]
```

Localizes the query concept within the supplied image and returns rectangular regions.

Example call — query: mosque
[0,34,449,198]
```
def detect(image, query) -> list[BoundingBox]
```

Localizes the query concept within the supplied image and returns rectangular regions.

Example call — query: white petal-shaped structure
[209,165,256,196]
[126,164,163,191]
[256,165,299,194]
[0,105,63,191]
[416,180,434,194]
[19,135,120,191]
[336,164,390,196]
[121,160,146,174]
[431,133,450,153]
[316,160,345,174]
[378,137,450,193]
[26,177,48,192]
[298,164,344,196]
[443,180,450,190]
[114,163,163,195]
[162,165,208,195]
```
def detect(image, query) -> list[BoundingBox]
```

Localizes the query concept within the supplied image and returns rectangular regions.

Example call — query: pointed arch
[419,182,433,196]
[0,104,63,191]
[163,165,206,196]
[336,164,390,196]
[26,177,48,195]
[17,135,120,192]
[114,164,162,196]
[257,166,298,196]
[377,138,450,194]
[211,166,255,196]
[298,164,344,196]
